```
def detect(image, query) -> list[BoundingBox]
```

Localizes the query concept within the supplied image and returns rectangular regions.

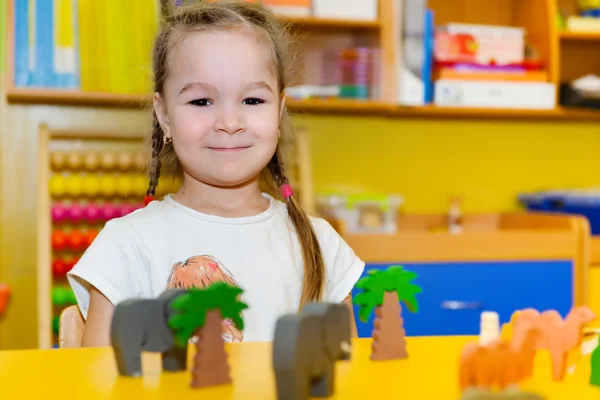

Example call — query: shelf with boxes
[556,0,600,109]
[37,126,180,349]
[4,0,386,112]
[6,0,600,119]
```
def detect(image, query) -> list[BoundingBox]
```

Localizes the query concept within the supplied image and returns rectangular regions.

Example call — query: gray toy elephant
[110,288,188,377]
[272,302,352,400]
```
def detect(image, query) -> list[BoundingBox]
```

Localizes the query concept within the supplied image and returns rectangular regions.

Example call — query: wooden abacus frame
[37,125,146,349]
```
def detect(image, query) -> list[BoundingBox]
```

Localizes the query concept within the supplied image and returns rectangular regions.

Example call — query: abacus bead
[83,230,98,247]
[133,175,148,195]
[84,152,100,171]
[51,152,67,170]
[102,204,118,221]
[51,230,68,251]
[49,175,66,197]
[116,175,132,197]
[134,153,148,170]
[69,230,84,251]
[69,203,84,222]
[117,152,134,171]
[66,174,83,197]
[82,174,99,197]
[51,204,67,222]
[100,152,117,170]
[99,175,116,197]
[66,152,83,170]
[84,204,101,222]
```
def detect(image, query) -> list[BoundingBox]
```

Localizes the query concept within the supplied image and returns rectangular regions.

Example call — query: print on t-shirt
[165,255,244,342]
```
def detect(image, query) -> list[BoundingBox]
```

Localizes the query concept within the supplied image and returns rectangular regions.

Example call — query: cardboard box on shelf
[263,0,311,17]
[312,0,378,21]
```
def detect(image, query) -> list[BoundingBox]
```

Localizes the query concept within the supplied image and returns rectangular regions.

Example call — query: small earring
[163,135,172,144]
[278,129,281,139]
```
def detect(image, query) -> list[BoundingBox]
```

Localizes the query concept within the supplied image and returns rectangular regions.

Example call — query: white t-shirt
[67,193,365,343]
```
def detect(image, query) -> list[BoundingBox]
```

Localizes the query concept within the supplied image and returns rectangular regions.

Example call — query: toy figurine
[353,265,421,360]
[480,311,500,346]
[512,307,596,381]
[272,302,351,400]
[0,284,10,316]
[168,282,248,389]
[591,337,600,387]
[448,196,463,234]
[460,306,596,393]
[110,289,188,377]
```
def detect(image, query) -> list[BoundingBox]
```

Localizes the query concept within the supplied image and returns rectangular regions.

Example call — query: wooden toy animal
[460,339,526,390]
[513,306,596,381]
[110,289,188,377]
[272,302,352,400]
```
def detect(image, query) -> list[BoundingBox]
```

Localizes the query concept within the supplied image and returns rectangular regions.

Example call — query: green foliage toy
[591,336,600,387]
[353,265,422,360]
[169,282,248,388]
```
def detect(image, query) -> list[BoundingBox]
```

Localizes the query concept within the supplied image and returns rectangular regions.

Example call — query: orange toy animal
[512,306,596,381]
[460,306,596,391]
[0,284,10,316]
[460,340,525,390]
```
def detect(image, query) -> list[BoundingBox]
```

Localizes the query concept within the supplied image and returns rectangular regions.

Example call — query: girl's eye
[190,99,212,107]
[243,98,264,106]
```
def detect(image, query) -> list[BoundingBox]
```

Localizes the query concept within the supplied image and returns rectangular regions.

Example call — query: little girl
[67,0,365,346]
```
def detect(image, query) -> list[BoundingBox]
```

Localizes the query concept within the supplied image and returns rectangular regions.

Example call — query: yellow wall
[300,115,600,214]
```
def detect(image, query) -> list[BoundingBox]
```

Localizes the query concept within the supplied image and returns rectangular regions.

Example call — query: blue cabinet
[352,260,573,338]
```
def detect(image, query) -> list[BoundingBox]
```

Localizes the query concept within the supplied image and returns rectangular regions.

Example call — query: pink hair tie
[280,184,293,200]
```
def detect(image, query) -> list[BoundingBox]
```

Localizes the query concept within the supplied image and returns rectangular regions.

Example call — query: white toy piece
[448,197,463,235]
[479,311,500,346]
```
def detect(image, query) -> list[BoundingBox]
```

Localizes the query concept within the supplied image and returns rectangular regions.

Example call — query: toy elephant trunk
[303,302,352,361]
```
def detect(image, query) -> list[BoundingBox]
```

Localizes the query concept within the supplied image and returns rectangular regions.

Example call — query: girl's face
[154,29,282,188]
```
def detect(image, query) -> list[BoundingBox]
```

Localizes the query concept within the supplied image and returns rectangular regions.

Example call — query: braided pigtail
[145,110,165,205]
[268,150,325,308]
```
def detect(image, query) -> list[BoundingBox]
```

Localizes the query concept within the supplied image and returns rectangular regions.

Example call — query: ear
[153,93,171,139]
[279,91,286,119]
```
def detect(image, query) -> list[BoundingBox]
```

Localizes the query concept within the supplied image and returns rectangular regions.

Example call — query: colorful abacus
[48,150,180,346]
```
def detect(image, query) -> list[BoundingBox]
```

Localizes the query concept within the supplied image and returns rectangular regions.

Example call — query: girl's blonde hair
[148,0,325,308]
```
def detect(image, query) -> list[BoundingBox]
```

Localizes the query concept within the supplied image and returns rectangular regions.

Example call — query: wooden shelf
[560,31,600,41]
[286,98,390,114]
[393,105,600,121]
[7,88,600,121]
[278,16,381,30]
[6,88,150,108]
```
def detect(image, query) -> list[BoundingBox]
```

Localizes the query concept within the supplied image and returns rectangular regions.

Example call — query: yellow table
[0,337,598,399]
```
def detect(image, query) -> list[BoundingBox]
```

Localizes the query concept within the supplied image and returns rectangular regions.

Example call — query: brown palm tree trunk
[371,291,407,361]
[191,309,232,388]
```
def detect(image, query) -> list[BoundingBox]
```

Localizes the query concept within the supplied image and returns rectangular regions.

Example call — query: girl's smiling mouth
[208,146,251,152]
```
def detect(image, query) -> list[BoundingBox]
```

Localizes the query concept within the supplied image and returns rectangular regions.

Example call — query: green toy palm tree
[353,265,422,360]
[591,337,600,387]
[168,282,248,388]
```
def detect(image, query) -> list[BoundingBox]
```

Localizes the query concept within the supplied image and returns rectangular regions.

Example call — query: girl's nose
[214,106,246,135]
